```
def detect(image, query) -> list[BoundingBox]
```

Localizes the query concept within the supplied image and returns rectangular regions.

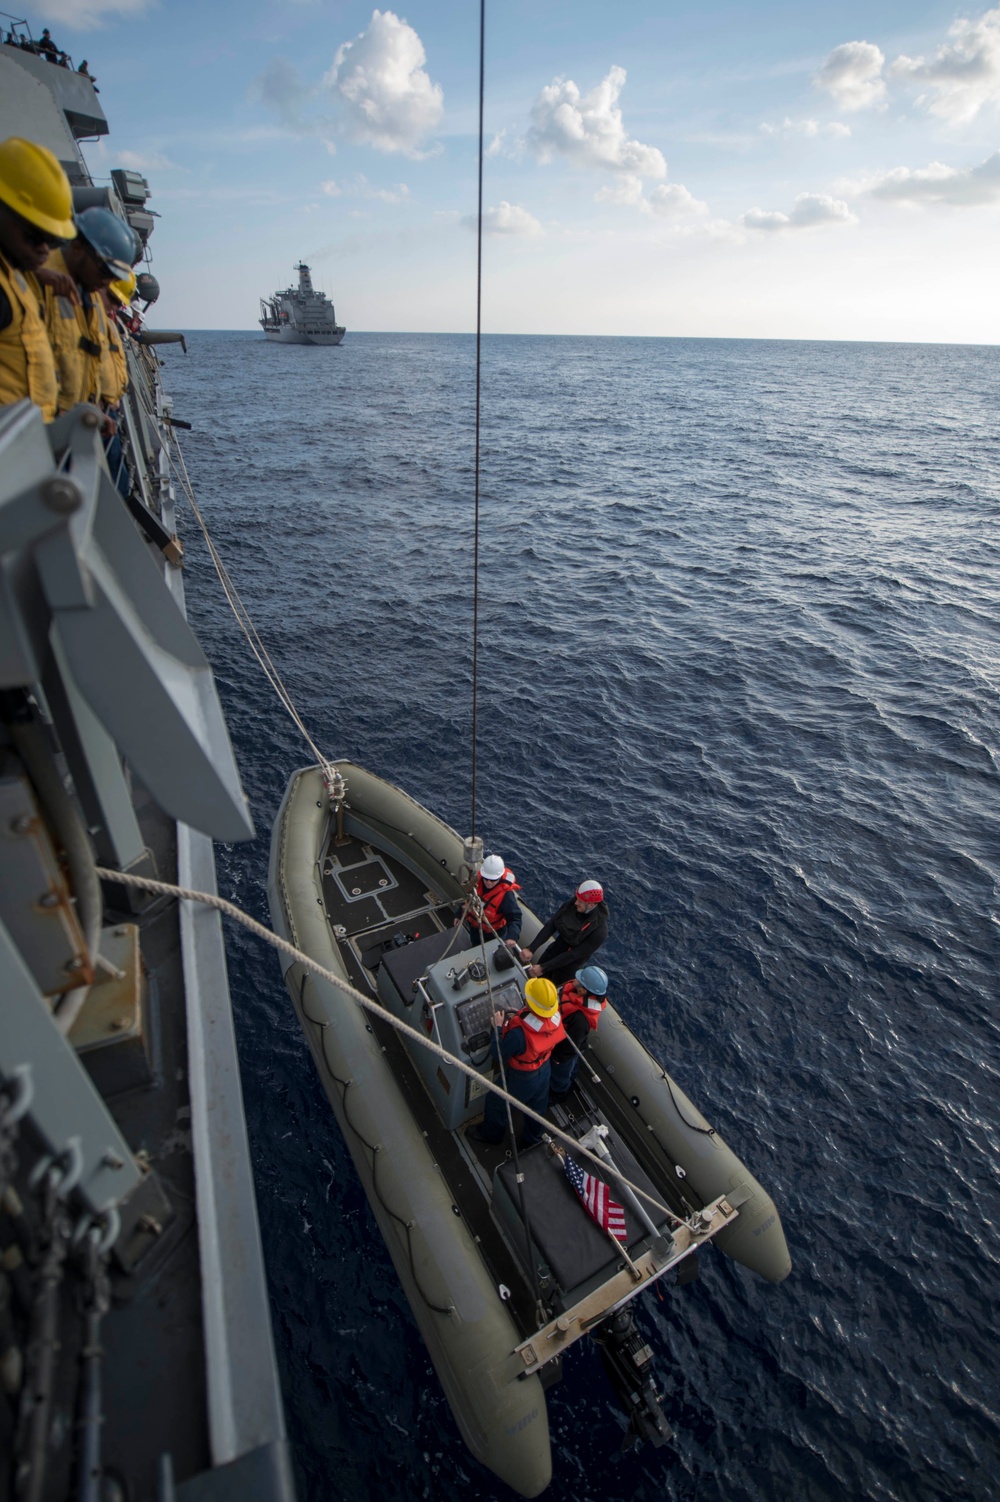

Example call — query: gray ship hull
[263,328,345,346]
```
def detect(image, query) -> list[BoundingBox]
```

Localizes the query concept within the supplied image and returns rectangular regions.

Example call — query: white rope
[126,381,336,780]
[96,865,687,1229]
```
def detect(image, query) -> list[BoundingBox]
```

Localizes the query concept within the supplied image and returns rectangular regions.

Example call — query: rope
[470,0,485,840]
[122,375,336,782]
[95,865,687,1230]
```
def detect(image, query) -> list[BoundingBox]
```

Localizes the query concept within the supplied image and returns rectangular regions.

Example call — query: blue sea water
[162,332,999,1502]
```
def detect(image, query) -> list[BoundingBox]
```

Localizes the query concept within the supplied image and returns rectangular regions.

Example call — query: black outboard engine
[592,1309,673,1449]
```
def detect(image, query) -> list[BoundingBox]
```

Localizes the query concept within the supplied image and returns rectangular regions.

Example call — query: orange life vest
[503,1008,566,1072]
[467,867,520,936]
[559,980,607,1033]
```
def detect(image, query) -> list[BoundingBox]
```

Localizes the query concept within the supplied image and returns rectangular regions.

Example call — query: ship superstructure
[259,262,346,345]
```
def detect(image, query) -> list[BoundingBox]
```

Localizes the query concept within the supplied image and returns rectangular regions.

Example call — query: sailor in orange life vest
[469,978,565,1147]
[455,852,523,950]
[548,965,609,1102]
[520,879,608,986]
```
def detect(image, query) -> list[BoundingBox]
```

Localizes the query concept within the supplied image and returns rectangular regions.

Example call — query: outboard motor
[592,1309,673,1449]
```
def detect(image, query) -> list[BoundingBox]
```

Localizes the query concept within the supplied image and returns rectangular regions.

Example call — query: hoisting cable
[470,0,486,840]
[95,864,688,1231]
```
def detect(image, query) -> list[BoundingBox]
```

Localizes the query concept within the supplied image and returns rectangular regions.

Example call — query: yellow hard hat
[109,268,137,305]
[524,978,559,1019]
[0,137,76,240]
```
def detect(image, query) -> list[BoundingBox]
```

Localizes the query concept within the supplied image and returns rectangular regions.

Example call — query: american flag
[563,1153,628,1243]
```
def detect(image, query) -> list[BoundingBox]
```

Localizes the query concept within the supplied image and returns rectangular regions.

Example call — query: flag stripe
[563,1153,628,1242]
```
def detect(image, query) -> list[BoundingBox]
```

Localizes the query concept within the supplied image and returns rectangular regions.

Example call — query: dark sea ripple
[161,332,999,1502]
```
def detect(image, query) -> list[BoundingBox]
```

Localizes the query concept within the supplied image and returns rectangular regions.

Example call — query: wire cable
[470,0,485,840]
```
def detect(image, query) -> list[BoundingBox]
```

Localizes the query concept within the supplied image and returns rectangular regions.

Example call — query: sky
[24,0,1000,339]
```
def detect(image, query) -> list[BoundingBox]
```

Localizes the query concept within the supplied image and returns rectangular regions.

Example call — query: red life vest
[503,1009,566,1072]
[467,867,521,936]
[559,980,607,1033]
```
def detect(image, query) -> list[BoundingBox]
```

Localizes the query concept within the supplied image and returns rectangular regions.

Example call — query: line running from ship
[96,863,690,1232]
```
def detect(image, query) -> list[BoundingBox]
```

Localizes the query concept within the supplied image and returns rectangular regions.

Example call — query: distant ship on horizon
[259,262,346,345]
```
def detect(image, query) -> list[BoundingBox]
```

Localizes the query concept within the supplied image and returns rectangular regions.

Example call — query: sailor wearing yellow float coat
[0,137,75,421]
[42,205,137,413]
[97,272,133,405]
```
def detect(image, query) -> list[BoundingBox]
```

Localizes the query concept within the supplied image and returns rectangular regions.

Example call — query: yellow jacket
[43,248,104,412]
[0,252,58,421]
[97,298,129,405]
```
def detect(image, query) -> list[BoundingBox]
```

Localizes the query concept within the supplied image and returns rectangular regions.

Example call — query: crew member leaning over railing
[98,270,136,495]
[0,136,71,421]
[38,206,138,422]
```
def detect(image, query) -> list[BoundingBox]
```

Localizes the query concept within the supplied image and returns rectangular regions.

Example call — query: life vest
[98,303,128,404]
[43,249,104,411]
[0,255,57,421]
[503,1008,566,1072]
[559,980,607,1033]
[467,867,521,936]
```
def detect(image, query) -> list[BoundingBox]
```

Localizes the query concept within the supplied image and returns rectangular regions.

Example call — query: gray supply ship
[259,263,345,346]
[0,22,294,1501]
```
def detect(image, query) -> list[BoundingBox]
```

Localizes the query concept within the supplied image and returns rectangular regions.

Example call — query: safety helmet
[524,977,559,1018]
[481,854,505,882]
[0,137,76,240]
[135,271,159,304]
[108,268,137,305]
[575,965,608,997]
[74,206,139,279]
[576,880,604,905]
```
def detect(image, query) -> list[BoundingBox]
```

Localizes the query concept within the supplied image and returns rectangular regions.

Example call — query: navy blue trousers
[481,1062,551,1146]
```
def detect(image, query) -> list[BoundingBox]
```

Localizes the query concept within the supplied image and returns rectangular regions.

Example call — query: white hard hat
[481,854,505,881]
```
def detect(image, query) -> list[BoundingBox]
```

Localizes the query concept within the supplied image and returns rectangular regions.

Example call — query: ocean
[162,332,999,1502]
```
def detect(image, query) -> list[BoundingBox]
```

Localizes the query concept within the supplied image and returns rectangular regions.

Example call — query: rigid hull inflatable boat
[268,761,791,1497]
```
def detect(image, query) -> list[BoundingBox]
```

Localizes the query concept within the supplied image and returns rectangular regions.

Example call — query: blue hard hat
[575,965,608,996]
[74,206,139,279]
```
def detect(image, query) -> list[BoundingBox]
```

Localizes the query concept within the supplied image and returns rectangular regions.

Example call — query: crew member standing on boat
[471,978,565,1147]
[548,965,609,1101]
[520,879,608,986]
[458,852,523,950]
[0,137,73,422]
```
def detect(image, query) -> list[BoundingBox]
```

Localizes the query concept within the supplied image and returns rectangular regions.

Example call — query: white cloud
[325,8,443,156]
[322,174,409,204]
[646,183,709,217]
[461,201,542,236]
[33,0,151,28]
[115,148,180,171]
[761,117,852,138]
[526,65,666,180]
[485,130,507,159]
[814,41,886,111]
[742,192,857,231]
[594,173,646,206]
[891,7,1000,124]
[852,149,1000,205]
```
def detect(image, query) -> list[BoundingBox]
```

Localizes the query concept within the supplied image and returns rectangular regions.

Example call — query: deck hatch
[332,856,398,902]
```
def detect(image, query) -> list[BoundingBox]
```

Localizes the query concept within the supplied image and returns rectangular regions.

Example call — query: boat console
[378,931,525,1131]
